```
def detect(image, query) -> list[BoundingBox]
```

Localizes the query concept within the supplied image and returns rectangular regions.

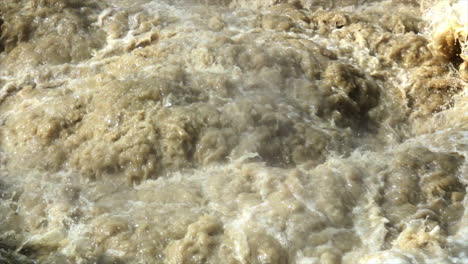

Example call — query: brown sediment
[0,0,466,263]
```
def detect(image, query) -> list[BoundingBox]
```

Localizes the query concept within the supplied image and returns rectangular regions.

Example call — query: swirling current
[0,0,467,263]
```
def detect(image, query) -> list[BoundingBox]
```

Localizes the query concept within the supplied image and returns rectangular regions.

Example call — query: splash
[425,0,468,80]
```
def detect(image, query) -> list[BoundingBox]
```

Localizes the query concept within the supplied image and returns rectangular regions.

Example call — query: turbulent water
[0,0,467,263]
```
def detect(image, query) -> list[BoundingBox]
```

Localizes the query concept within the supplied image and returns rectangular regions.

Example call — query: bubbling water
[0,0,466,263]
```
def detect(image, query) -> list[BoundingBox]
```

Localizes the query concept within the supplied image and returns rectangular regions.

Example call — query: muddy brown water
[0,0,467,263]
